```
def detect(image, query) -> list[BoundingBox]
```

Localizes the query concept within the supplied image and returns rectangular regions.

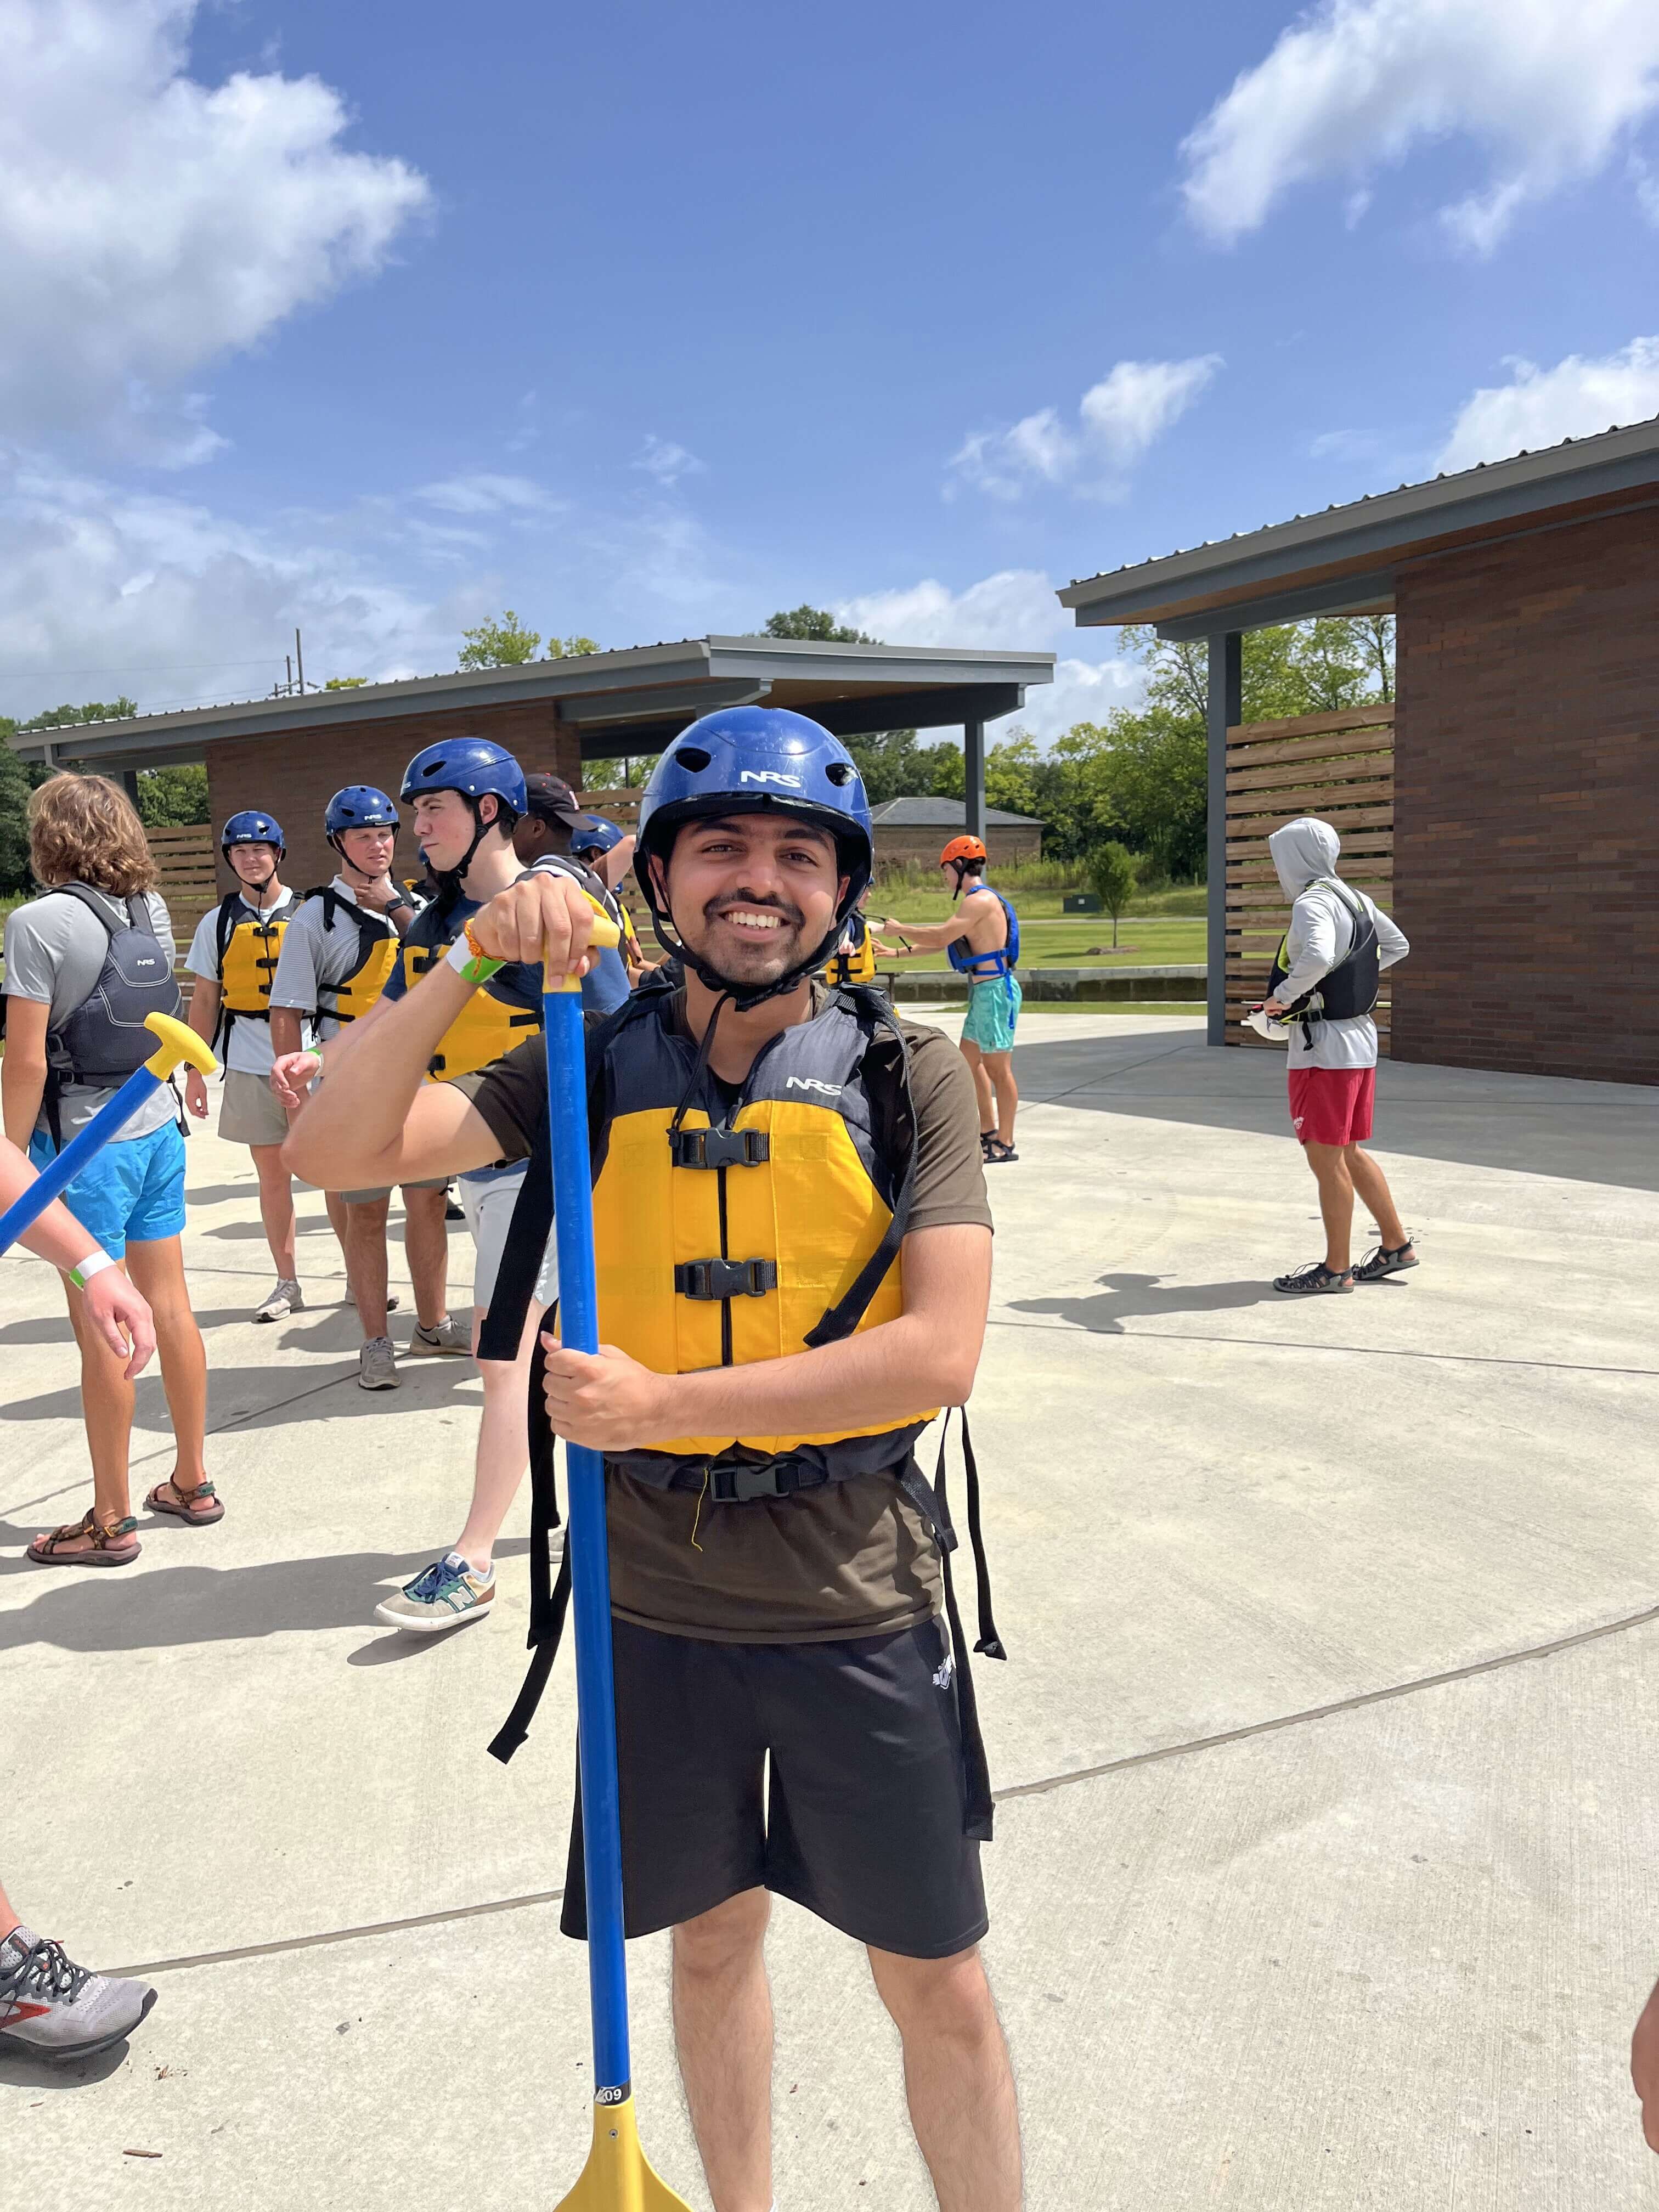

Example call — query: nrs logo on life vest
[785,1075,841,1097]
[737,769,803,787]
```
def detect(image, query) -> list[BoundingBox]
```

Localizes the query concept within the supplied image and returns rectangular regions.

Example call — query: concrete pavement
[3,1011,1657,2207]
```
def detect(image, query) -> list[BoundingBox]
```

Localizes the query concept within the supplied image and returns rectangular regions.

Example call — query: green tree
[0,732,48,895]
[1087,840,1138,948]
[546,636,601,659]
[325,676,368,690]
[19,697,139,731]
[761,606,874,644]
[134,764,209,828]
[459,610,542,668]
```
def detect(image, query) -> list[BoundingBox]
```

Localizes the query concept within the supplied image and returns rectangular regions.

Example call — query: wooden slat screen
[1224,702,1394,1052]
[144,822,219,956]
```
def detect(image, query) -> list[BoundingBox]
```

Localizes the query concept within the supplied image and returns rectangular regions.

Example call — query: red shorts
[1288,1065,1375,1148]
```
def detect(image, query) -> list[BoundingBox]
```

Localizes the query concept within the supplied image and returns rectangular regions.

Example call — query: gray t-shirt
[3,885,179,1144]
[269,877,401,1044]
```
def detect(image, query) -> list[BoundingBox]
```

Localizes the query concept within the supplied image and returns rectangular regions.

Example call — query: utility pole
[294,628,306,693]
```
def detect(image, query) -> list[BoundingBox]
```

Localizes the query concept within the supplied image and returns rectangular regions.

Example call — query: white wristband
[67,1250,117,1291]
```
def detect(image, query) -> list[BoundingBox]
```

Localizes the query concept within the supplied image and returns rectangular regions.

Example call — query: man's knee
[673,1889,770,1981]
[251,1142,290,1188]
[347,1197,391,1234]
[870,1942,995,2040]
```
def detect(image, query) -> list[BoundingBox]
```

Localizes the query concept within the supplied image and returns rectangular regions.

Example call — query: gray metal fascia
[704,636,1055,690]
[1059,431,1659,624]
[561,676,769,725]
[1154,570,1397,642]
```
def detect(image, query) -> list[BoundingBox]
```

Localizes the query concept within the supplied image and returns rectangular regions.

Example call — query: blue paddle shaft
[0,1064,162,1260]
[542,987,631,2096]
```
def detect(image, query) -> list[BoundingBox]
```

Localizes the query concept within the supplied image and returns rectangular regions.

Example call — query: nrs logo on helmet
[738,769,804,788]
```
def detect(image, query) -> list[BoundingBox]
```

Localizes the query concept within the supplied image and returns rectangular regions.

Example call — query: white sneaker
[358,1337,400,1391]
[407,1315,470,1357]
[254,1278,303,1322]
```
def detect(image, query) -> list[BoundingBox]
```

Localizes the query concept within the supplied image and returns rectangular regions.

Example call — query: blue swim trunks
[29,1118,188,1260]
[961,974,1022,1054]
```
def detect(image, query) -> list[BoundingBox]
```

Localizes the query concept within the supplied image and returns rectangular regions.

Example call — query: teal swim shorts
[961,974,1021,1053]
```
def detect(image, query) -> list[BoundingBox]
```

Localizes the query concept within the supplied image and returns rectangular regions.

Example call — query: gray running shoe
[358,1336,400,1391]
[253,1278,303,1323]
[375,1554,495,1633]
[0,1925,156,2061]
[407,1315,470,1357]
[1353,1236,1419,1283]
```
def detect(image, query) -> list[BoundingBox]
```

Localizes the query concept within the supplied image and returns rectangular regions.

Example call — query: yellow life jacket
[400,902,541,1082]
[304,887,399,1027]
[823,910,877,988]
[212,891,292,1031]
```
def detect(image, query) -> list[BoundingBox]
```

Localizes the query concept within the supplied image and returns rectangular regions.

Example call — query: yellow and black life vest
[479,977,1006,1831]
[823,909,877,989]
[212,890,293,1054]
[399,895,541,1082]
[303,887,399,1028]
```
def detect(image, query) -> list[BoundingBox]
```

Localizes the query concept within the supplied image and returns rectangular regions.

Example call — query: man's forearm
[1,1142,105,1273]
[284,962,474,1184]
[648,1307,979,1439]
[269,1008,307,1059]
[884,918,961,952]
[186,981,219,1045]
[1,1049,46,1153]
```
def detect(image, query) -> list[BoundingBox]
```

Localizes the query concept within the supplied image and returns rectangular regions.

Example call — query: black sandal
[27,1509,142,1568]
[145,1479,224,1526]
[984,1139,1019,1165]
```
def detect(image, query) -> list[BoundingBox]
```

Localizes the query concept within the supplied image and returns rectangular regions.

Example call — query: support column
[121,769,141,803]
[963,719,986,843]
[1206,631,1241,1047]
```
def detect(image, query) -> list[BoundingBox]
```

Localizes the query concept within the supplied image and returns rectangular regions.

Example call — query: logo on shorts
[1292,1115,1305,1132]
[933,1652,954,1691]
[738,769,803,788]
[785,1075,840,1096]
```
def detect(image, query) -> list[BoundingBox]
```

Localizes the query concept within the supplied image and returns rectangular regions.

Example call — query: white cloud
[415,474,559,516]
[632,436,706,488]
[832,569,1141,744]
[0,0,430,454]
[1181,0,1659,253]
[950,358,1221,500]
[1437,337,1659,469]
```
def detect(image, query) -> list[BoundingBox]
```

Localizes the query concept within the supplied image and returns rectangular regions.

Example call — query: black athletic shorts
[559,1615,988,1961]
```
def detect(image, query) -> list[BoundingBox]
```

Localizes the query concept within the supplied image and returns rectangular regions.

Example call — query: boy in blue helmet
[287,707,1021,2211]
[269,787,464,1390]
[183,810,309,1319]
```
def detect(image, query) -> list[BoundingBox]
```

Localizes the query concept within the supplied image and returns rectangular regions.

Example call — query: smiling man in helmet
[286,707,1019,2212]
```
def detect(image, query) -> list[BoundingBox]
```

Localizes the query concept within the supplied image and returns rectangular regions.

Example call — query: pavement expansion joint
[984,1314,1659,1378]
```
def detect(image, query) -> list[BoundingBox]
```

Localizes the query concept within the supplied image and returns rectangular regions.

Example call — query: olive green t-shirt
[455,990,992,1643]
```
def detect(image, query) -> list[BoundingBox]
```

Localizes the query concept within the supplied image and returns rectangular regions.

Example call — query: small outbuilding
[1059,417,1659,1085]
[869,798,1043,873]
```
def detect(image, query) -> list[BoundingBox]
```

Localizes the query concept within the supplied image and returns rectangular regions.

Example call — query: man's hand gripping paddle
[0,1014,217,1257]
[541,913,694,2212]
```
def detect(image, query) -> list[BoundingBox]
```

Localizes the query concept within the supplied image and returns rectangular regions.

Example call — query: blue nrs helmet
[635,706,873,1004]
[571,813,624,857]
[325,786,398,839]
[399,737,527,819]
[221,809,284,853]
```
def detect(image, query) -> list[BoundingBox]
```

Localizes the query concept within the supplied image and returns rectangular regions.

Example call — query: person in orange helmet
[881,836,1022,1163]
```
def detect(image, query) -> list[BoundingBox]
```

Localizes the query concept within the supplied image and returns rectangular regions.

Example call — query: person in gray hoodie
[1262,815,1416,1293]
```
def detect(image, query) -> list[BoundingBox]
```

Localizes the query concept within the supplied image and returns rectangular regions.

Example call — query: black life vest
[40,888,182,1147]
[480,977,1005,1838]
[1267,877,1380,1035]
[301,887,400,1028]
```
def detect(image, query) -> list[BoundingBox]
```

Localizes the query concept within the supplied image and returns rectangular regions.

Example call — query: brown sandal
[27,1510,142,1568]
[145,1479,224,1527]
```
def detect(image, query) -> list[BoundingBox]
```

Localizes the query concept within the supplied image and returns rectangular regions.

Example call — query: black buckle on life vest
[668,1126,770,1170]
[703,1457,824,1503]
[674,1258,777,1301]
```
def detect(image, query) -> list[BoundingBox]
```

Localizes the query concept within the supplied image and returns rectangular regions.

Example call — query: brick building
[870,797,1042,873]
[10,637,1053,911]
[1059,417,1659,1085]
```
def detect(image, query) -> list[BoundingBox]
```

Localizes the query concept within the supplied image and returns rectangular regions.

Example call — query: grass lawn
[872,910,1205,970]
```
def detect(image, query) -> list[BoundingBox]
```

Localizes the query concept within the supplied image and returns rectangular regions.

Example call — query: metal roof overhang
[1057,417,1659,641]
[9,636,1054,775]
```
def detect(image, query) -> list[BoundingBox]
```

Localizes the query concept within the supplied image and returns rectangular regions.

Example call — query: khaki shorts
[337,1177,450,1205]
[219,1068,290,1149]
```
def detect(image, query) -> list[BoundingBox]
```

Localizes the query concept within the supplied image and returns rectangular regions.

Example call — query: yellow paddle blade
[142,1011,218,1081]
[555,2095,696,2212]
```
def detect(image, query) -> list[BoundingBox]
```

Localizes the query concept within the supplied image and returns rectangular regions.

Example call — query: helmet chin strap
[643,898,845,1015]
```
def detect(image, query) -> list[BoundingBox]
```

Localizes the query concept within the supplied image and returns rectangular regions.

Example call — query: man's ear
[478,793,499,829]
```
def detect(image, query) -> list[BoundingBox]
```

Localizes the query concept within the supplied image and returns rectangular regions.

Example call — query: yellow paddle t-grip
[142,1012,218,1081]
[546,898,622,995]
[555,2093,694,2212]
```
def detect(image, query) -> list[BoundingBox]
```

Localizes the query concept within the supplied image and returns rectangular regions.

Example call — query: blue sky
[2,0,1657,740]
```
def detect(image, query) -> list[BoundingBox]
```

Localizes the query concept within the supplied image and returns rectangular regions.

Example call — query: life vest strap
[668,1125,770,1169]
[674,1257,777,1301]
[488,1328,569,1767]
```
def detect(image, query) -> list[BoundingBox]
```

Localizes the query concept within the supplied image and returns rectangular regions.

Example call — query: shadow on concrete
[0,1351,479,1433]
[1004,1273,1282,1334]
[0,1541,531,1652]
[0,2035,136,2091]
[200,1215,342,1242]
[0,1308,258,1348]
[1011,1033,1659,1192]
